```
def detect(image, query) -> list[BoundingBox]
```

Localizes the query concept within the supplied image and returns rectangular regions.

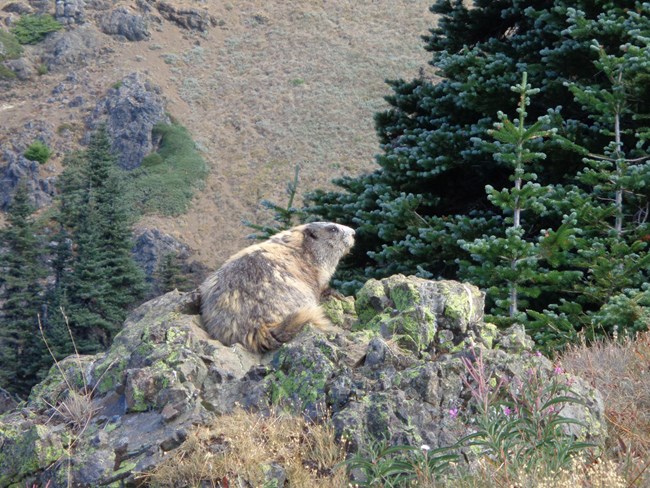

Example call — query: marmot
[199,222,355,353]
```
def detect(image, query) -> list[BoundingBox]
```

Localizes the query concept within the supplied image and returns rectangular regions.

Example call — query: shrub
[0,30,23,61]
[23,140,52,164]
[141,152,163,167]
[0,64,17,80]
[11,14,62,45]
[121,122,208,216]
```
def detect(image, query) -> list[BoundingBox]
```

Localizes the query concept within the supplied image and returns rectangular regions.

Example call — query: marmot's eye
[328,226,339,233]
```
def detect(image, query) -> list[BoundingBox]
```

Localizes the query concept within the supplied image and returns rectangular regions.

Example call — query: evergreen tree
[306,1,650,339]
[527,19,650,346]
[155,252,192,294]
[458,73,578,323]
[0,182,48,396]
[49,127,147,353]
[306,0,649,299]
[244,165,305,240]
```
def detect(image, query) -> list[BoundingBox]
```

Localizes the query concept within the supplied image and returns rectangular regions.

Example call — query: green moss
[128,383,148,412]
[269,369,326,408]
[94,350,129,395]
[479,323,498,348]
[322,296,357,326]
[441,282,479,324]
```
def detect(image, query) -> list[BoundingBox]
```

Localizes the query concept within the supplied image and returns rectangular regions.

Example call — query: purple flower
[502,406,512,416]
[449,408,459,419]
[534,351,542,357]
[554,366,564,375]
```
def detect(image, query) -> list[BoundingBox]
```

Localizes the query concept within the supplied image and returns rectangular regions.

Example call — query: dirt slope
[0,0,437,267]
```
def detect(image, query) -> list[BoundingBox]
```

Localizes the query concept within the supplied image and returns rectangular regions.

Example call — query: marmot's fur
[199,222,355,353]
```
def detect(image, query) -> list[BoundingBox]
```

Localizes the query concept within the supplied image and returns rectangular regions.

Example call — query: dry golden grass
[561,332,650,486]
[447,457,628,488]
[145,407,348,487]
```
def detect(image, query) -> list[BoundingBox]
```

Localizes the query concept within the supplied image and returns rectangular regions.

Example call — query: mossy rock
[354,275,486,354]
[0,417,69,486]
[322,294,356,328]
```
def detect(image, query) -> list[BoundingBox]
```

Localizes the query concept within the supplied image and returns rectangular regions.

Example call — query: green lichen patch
[28,355,97,410]
[321,295,357,327]
[355,278,387,324]
[0,422,69,486]
[387,280,420,313]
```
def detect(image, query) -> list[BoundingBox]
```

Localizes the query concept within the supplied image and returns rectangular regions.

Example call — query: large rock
[155,1,218,32]
[54,0,85,25]
[0,121,56,209]
[131,227,192,295]
[0,276,606,486]
[40,24,102,72]
[87,72,169,170]
[100,7,149,41]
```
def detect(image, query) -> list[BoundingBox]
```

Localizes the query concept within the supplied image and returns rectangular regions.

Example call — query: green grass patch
[0,30,23,60]
[11,14,62,45]
[0,64,17,80]
[121,122,208,216]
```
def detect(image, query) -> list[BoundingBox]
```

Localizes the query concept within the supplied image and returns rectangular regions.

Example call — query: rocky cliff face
[0,275,606,487]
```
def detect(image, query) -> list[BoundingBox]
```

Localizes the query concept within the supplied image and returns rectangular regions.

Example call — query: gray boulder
[156,1,217,32]
[54,0,85,25]
[40,24,102,72]
[87,72,169,170]
[0,121,56,209]
[27,0,49,14]
[0,276,607,486]
[2,3,33,14]
[100,7,149,41]
[131,227,192,294]
[2,57,35,80]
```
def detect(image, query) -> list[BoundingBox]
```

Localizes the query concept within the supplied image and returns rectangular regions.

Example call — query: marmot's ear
[304,227,318,240]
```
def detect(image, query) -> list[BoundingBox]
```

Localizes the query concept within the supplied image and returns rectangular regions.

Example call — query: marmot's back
[200,222,355,352]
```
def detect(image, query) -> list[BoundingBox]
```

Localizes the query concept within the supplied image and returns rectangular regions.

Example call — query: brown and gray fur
[199,222,355,353]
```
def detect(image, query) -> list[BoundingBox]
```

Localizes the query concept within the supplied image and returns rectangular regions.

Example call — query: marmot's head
[269,222,355,269]
[303,222,355,256]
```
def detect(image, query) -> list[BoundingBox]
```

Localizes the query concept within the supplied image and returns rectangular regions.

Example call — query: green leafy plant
[23,140,52,164]
[458,347,595,485]
[11,14,62,45]
[345,438,457,487]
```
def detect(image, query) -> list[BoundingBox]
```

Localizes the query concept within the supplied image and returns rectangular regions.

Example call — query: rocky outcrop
[100,7,149,41]
[131,227,192,294]
[54,0,85,25]
[0,275,606,486]
[155,1,218,32]
[2,3,33,15]
[40,24,102,72]
[0,121,56,209]
[87,72,169,170]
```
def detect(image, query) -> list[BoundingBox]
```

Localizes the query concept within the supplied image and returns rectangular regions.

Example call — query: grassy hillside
[0,0,436,267]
